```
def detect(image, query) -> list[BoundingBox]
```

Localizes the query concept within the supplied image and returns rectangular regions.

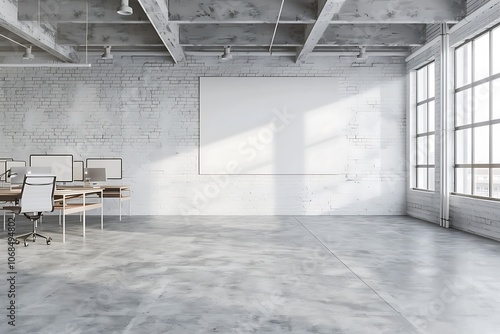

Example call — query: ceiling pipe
[0,32,27,48]
[439,23,451,229]
[269,0,286,54]
[183,50,409,57]
[0,63,91,68]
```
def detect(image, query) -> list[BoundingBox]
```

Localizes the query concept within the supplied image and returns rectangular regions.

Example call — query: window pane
[473,168,489,197]
[417,104,428,134]
[493,79,500,120]
[428,62,435,99]
[417,137,428,165]
[474,33,490,81]
[428,134,435,165]
[493,169,500,199]
[474,126,490,164]
[456,89,472,126]
[417,67,428,102]
[428,101,435,132]
[456,43,472,88]
[456,168,472,194]
[417,168,427,189]
[474,82,490,123]
[428,168,435,191]
[493,124,500,164]
[493,27,500,75]
[456,129,471,164]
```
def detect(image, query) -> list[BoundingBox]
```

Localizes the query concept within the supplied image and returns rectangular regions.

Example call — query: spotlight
[117,0,133,15]
[102,46,113,60]
[357,46,368,60]
[220,46,233,61]
[22,46,34,60]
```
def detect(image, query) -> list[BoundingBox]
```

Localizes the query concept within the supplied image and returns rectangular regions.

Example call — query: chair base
[15,232,52,247]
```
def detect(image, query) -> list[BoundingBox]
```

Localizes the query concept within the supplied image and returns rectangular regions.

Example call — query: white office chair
[3,175,56,247]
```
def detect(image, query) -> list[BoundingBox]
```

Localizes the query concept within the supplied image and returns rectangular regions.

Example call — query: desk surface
[0,187,105,201]
[58,185,129,190]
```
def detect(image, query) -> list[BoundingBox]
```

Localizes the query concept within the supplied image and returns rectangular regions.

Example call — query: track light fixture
[357,46,368,60]
[220,46,233,61]
[102,46,113,60]
[117,0,133,15]
[22,46,34,60]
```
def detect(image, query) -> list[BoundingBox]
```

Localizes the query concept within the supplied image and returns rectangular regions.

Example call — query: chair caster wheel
[15,240,20,245]
[24,242,29,247]
[46,238,52,245]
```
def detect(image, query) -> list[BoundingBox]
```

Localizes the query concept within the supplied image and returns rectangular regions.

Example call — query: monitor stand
[84,180,100,188]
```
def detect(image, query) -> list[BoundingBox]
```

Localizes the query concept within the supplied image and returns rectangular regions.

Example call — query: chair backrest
[19,175,56,213]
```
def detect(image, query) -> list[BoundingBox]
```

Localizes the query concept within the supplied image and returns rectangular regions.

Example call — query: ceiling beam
[180,24,424,47]
[17,0,149,23]
[169,0,465,24]
[138,0,185,63]
[336,0,465,24]
[169,0,316,24]
[57,24,163,46]
[0,0,77,62]
[322,24,426,46]
[180,24,303,47]
[296,0,346,63]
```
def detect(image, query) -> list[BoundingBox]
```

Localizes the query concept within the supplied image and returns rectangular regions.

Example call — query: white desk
[1,187,103,243]
[101,185,131,220]
[53,188,104,243]
[59,185,131,220]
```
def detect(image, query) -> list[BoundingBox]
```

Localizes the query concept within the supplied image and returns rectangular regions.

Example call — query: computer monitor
[30,154,73,182]
[86,158,122,179]
[83,168,107,185]
[10,167,52,185]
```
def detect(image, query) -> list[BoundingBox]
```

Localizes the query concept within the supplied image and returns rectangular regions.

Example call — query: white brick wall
[0,55,407,215]
[450,195,500,241]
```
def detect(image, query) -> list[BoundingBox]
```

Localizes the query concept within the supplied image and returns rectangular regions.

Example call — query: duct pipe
[440,23,451,228]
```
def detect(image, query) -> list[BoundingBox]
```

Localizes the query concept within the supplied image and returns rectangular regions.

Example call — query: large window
[415,62,436,190]
[455,26,500,199]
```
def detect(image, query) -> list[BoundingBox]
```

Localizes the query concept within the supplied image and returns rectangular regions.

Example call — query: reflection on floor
[1,215,499,333]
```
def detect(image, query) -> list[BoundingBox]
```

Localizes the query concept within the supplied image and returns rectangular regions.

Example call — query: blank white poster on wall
[200,77,350,174]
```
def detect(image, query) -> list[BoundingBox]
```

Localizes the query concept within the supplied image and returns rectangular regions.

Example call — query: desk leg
[119,189,122,221]
[62,196,66,243]
[101,191,103,230]
[82,194,86,238]
[3,211,5,231]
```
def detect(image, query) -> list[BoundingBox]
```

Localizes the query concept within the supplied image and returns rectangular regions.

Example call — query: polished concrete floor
[1,215,500,333]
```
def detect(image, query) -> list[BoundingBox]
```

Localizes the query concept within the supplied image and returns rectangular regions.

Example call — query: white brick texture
[0,56,406,215]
